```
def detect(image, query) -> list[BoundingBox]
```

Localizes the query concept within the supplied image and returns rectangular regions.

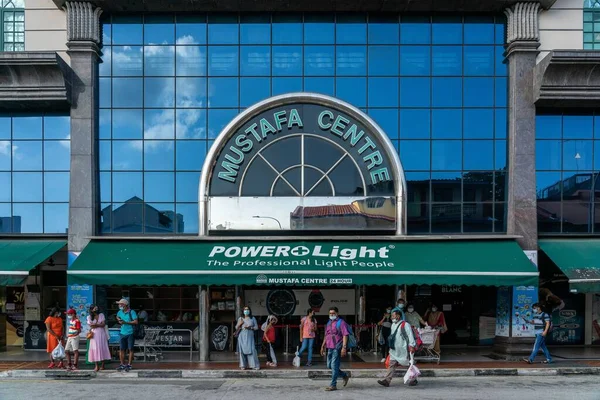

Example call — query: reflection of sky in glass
[99,14,509,234]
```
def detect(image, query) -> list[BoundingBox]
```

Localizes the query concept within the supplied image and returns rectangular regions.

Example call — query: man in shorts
[64,308,81,371]
[116,298,138,372]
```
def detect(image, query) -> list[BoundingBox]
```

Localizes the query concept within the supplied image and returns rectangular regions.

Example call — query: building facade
[0,0,599,359]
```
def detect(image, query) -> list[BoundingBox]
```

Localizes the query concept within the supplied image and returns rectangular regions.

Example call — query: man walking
[64,308,81,371]
[116,298,138,372]
[378,308,417,387]
[320,307,350,392]
[523,302,553,364]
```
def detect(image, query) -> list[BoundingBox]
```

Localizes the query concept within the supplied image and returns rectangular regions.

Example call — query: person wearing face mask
[523,303,552,364]
[424,303,447,354]
[396,299,407,321]
[377,306,393,362]
[320,307,350,392]
[235,306,260,370]
[115,298,138,372]
[87,304,111,372]
[405,304,426,328]
[44,307,65,369]
[377,309,417,388]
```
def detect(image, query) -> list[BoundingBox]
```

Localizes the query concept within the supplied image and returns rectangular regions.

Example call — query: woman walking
[235,306,260,370]
[377,306,393,362]
[44,307,64,369]
[87,305,112,371]
[297,308,317,366]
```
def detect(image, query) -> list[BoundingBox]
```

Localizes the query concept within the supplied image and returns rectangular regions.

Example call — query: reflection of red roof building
[290,199,395,231]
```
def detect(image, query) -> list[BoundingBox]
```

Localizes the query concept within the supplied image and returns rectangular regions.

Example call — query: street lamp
[252,215,282,230]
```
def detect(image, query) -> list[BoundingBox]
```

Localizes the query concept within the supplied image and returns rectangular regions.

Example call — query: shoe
[117,364,126,371]
[522,358,532,364]
[57,362,65,369]
[409,379,419,387]
[381,358,386,362]
[71,365,79,371]
[124,365,132,372]
[324,386,337,391]
[377,380,389,387]
[542,360,553,364]
[306,363,313,367]
[47,362,56,369]
[343,374,350,387]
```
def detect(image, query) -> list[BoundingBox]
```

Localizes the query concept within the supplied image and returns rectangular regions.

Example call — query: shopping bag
[52,343,66,360]
[384,354,390,369]
[403,359,421,385]
[292,346,301,367]
[377,329,385,345]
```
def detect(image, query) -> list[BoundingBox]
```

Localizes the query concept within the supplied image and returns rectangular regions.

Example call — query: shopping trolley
[414,327,440,364]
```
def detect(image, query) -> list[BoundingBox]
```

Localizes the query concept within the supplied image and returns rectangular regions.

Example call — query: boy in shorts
[65,308,81,371]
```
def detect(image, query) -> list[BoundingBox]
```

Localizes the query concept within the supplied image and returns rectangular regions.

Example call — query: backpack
[391,322,422,352]
[129,310,145,340]
[328,318,357,350]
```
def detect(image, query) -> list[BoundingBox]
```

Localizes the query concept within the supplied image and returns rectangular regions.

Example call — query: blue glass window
[432,109,462,139]
[400,46,430,76]
[400,78,430,107]
[144,46,175,76]
[176,15,207,44]
[368,15,399,44]
[144,109,175,139]
[145,141,174,170]
[273,14,302,44]
[336,14,367,44]
[176,78,207,108]
[273,46,302,76]
[145,78,175,108]
[336,46,367,75]
[240,15,271,44]
[495,78,507,107]
[400,16,430,44]
[563,115,593,139]
[273,77,302,95]
[176,172,201,202]
[368,46,398,76]
[536,115,562,139]
[176,46,207,76]
[241,77,271,107]
[305,46,334,76]
[304,77,334,96]
[207,14,238,44]
[99,141,111,171]
[208,78,239,107]
[432,16,462,45]
[464,17,495,45]
[43,141,70,170]
[13,116,41,139]
[176,141,206,171]
[432,141,462,170]
[400,140,430,170]
[112,46,143,76]
[112,78,143,108]
[113,110,143,139]
[145,15,175,45]
[464,78,494,107]
[464,109,494,139]
[400,109,430,139]
[304,14,334,44]
[208,109,238,138]
[432,46,462,76]
[112,16,143,45]
[44,172,69,202]
[464,140,494,170]
[13,172,42,201]
[432,78,462,107]
[113,172,143,202]
[113,141,142,170]
[13,141,41,170]
[176,109,207,139]
[536,140,562,170]
[144,172,174,202]
[241,46,271,76]
[368,77,398,107]
[208,46,239,76]
[464,46,494,76]
[44,116,70,140]
[563,140,593,170]
[495,140,507,170]
[368,109,399,140]
[336,78,366,107]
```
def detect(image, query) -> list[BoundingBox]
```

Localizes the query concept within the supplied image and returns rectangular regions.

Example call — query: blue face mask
[118,306,124,311]
[243,310,250,316]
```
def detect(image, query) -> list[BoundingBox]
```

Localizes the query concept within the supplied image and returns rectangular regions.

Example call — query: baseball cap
[66,308,76,315]
[116,298,129,306]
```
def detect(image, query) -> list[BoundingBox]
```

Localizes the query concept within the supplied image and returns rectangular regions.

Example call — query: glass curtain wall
[0,114,70,234]
[99,14,507,234]
[536,112,600,234]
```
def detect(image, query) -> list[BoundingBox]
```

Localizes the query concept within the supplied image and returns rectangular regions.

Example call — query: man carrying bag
[377,308,418,387]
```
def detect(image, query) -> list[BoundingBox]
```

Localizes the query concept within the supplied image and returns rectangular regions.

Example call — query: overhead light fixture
[47,257,55,267]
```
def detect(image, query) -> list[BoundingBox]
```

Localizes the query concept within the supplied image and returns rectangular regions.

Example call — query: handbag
[86,330,94,339]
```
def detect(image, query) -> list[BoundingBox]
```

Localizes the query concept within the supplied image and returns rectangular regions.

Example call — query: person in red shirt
[262,315,278,367]
[64,308,82,370]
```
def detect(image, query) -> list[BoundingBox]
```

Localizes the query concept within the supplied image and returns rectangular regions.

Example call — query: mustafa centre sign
[206,94,400,197]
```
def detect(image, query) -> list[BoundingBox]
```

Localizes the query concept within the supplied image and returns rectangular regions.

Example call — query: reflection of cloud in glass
[140,110,175,152]
[177,109,206,139]
[0,141,21,161]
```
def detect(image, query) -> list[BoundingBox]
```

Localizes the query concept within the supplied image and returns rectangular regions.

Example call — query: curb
[1,367,599,380]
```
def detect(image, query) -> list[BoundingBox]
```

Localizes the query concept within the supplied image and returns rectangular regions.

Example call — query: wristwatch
[308,289,325,312]
[266,289,297,316]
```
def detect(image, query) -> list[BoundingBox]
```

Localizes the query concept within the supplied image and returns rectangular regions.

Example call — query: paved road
[1,376,599,400]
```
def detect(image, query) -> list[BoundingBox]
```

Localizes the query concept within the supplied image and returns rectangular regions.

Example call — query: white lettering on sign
[208,245,390,261]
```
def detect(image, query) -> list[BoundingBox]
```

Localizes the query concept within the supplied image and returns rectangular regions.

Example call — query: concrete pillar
[66,1,103,253]
[199,285,210,361]
[493,2,542,359]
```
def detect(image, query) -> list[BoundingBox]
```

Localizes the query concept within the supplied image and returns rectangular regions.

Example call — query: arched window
[584,1,600,49]
[0,0,24,51]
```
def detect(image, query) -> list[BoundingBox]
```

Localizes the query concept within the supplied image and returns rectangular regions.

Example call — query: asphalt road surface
[1,376,599,400]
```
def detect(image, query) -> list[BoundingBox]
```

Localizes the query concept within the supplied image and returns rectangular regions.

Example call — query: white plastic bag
[292,346,301,367]
[52,342,66,360]
[403,353,420,385]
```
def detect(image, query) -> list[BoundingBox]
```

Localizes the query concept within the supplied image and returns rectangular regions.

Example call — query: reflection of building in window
[0,216,21,233]
[584,1,600,49]
[537,173,597,232]
[289,198,396,231]
[1,0,24,51]
[101,197,183,233]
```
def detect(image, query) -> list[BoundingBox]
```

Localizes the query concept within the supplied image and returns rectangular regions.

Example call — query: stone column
[493,2,541,359]
[199,285,210,361]
[66,1,102,253]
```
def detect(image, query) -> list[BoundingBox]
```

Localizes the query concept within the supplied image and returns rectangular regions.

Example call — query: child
[64,308,81,371]
[262,315,278,367]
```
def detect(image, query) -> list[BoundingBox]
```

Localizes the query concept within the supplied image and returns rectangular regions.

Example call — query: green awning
[0,240,66,286]
[540,239,600,293]
[68,239,537,287]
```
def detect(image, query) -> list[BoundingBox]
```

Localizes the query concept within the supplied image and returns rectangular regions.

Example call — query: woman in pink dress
[87,305,111,371]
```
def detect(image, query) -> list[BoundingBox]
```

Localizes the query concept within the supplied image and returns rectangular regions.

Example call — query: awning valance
[540,239,600,293]
[68,239,538,287]
[0,240,67,286]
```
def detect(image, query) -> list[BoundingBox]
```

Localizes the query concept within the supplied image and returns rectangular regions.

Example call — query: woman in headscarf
[235,305,260,370]
[87,304,112,371]
[424,303,447,354]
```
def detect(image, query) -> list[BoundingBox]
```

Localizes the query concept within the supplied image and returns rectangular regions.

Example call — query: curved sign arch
[199,93,407,235]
